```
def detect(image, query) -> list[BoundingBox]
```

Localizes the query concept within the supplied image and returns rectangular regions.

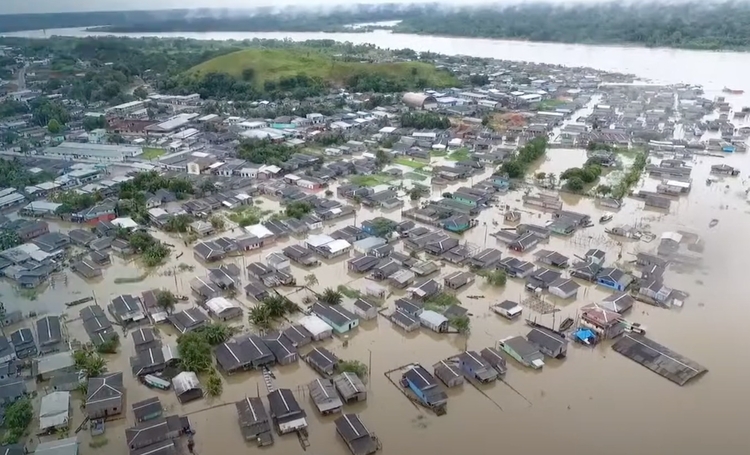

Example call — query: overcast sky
[4,0,489,15]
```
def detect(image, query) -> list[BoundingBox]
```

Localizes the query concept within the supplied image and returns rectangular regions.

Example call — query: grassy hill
[188,48,457,89]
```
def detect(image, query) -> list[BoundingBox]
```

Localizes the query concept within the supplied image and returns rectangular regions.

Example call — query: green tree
[47,118,62,134]
[304,274,319,288]
[198,323,234,345]
[284,201,313,219]
[133,86,149,99]
[408,184,430,201]
[206,370,223,396]
[165,214,193,233]
[210,216,225,230]
[155,289,178,314]
[73,348,107,377]
[177,331,213,373]
[319,287,343,305]
[477,269,507,286]
[97,334,120,354]
[2,398,32,444]
[595,184,612,195]
[566,177,585,192]
[83,115,106,131]
[337,360,368,380]
[369,218,396,238]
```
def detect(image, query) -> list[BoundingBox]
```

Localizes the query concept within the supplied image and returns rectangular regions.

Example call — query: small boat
[176,252,184,259]
[558,317,575,332]
[176,295,189,301]
[709,219,719,228]
[466,295,484,300]
[723,87,744,95]
[65,296,94,307]
[599,214,613,224]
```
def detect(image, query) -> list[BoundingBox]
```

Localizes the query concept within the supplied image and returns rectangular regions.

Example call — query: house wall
[406,379,427,403]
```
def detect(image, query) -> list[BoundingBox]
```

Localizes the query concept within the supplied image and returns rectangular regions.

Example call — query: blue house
[401,364,447,412]
[440,215,474,233]
[489,174,511,191]
[311,303,359,334]
[361,218,397,237]
[596,267,633,292]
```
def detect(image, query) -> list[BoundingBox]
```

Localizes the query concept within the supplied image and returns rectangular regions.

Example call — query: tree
[133,86,149,100]
[477,269,507,286]
[369,218,396,238]
[177,331,213,373]
[337,360,368,380]
[324,189,333,197]
[374,149,392,169]
[83,115,106,131]
[408,184,430,201]
[0,230,22,250]
[199,180,216,194]
[165,214,193,233]
[47,118,62,134]
[210,216,225,230]
[319,287,343,306]
[565,177,585,192]
[535,172,546,180]
[2,398,32,444]
[304,274,319,288]
[155,289,178,314]
[449,315,470,334]
[241,68,256,82]
[595,184,612,195]
[206,370,223,396]
[198,323,234,345]
[285,201,313,219]
[73,348,106,377]
[97,334,120,354]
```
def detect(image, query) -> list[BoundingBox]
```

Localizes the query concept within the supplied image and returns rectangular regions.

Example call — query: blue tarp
[574,328,595,342]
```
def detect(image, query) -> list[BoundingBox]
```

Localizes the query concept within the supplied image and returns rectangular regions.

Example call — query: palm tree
[304,274,318,288]
[319,288,343,306]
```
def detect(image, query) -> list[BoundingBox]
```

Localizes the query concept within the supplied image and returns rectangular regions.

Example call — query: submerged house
[433,361,464,388]
[479,347,508,376]
[456,351,498,383]
[308,378,343,415]
[402,364,448,412]
[596,267,633,291]
[333,372,367,404]
[215,335,275,373]
[267,388,308,435]
[85,372,124,418]
[498,336,545,369]
[334,414,380,455]
[311,303,359,334]
[235,397,273,446]
[10,328,37,359]
[527,328,568,359]
[305,347,339,377]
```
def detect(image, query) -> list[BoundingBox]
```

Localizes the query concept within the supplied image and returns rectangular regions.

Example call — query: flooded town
[0,31,749,455]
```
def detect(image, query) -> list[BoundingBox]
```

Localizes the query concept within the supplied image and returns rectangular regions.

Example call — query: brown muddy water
[14,125,750,454]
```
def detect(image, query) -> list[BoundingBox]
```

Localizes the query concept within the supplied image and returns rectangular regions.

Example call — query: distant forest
[3,3,750,51]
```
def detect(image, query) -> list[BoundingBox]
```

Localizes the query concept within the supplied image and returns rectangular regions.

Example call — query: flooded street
[5,26,750,455]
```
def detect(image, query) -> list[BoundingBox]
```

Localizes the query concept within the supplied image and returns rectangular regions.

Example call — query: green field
[141,147,166,160]
[394,158,427,169]
[188,48,457,88]
[447,148,471,161]
[349,174,393,187]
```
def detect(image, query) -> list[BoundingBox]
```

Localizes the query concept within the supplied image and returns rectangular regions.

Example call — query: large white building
[43,142,143,162]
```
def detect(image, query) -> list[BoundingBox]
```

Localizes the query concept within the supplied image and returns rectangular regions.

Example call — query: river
[5,26,750,455]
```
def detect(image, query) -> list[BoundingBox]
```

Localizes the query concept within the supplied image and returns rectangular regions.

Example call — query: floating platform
[611,334,707,386]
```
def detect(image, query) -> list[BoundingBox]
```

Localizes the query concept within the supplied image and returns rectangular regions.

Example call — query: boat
[599,214,613,224]
[709,219,719,228]
[65,296,94,307]
[465,295,484,300]
[558,317,575,332]
[723,87,744,95]
[176,295,189,301]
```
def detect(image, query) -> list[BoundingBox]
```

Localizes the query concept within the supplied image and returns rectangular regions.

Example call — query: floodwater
[4,27,750,455]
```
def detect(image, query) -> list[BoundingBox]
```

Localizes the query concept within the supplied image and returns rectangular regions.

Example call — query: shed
[267,388,308,435]
[390,310,420,332]
[433,360,464,388]
[86,372,124,418]
[235,397,273,445]
[334,414,380,455]
[282,325,312,348]
[305,347,339,377]
[172,371,202,404]
[419,310,449,333]
[600,292,635,313]
[261,332,298,365]
[308,378,343,415]
[204,297,243,321]
[352,299,378,320]
[333,372,367,403]
[456,351,498,383]
[298,315,334,340]
[479,347,507,375]
[132,397,163,422]
[527,328,568,359]
[39,391,70,431]
[394,298,423,317]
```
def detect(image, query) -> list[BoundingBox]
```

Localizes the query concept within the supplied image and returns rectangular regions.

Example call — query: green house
[451,192,482,208]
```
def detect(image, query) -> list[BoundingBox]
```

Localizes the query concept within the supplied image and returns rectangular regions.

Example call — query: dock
[611,333,707,386]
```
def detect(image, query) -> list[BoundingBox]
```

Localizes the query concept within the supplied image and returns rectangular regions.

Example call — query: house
[215,335,274,373]
[596,267,633,291]
[433,360,464,388]
[167,308,209,334]
[305,347,339,377]
[125,414,185,450]
[419,310,449,333]
[132,397,163,423]
[189,220,215,237]
[282,325,313,348]
[548,278,580,299]
[498,257,535,278]
[267,388,307,435]
[534,249,569,268]
[282,245,320,266]
[244,279,271,302]
[208,264,241,289]
[456,351,498,383]
[86,372,124,418]
[390,310,420,332]
[204,297,242,321]
[39,391,71,431]
[131,327,160,353]
[261,332,298,365]
[34,438,78,455]
[333,372,367,404]
[130,344,179,376]
[348,255,381,273]
[33,351,75,381]
[443,271,474,290]
[527,328,568,358]
[334,414,380,455]
[80,305,117,347]
[394,298,424,317]
[36,315,63,353]
[0,378,26,404]
[492,300,523,319]
[600,292,635,313]
[193,241,226,262]
[570,259,602,281]
[235,397,273,446]
[311,302,359,334]
[111,238,132,255]
[298,315,334,340]
[479,347,508,376]
[585,248,606,265]
[308,378,343,415]
[581,306,625,339]
[352,298,378,320]
[172,371,203,404]
[10,328,37,359]
[526,267,562,290]
[0,337,14,366]
[409,279,442,301]
[498,336,545,369]
[508,232,541,252]
[110,294,145,324]
[467,248,503,269]
[638,279,674,306]
[401,364,448,411]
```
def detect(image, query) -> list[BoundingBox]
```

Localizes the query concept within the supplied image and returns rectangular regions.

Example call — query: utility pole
[368,348,372,389]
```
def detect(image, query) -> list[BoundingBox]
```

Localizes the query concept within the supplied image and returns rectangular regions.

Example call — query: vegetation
[210,216,225,230]
[449,315,471,334]
[237,139,296,166]
[612,152,648,199]
[477,269,507,287]
[425,292,460,311]
[0,158,53,190]
[337,360,368,381]
[447,148,471,162]
[319,288,343,306]
[198,323,236,345]
[177,331,213,373]
[228,205,268,227]
[155,289,178,314]
[0,230,22,251]
[368,218,397,238]
[205,369,223,397]
[561,162,603,192]
[400,112,450,130]
[124,231,171,267]
[392,3,750,50]
[96,334,120,354]
[304,274,319,288]
[73,347,106,377]
[337,285,362,300]
[2,398,32,444]
[349,174,393,187]
[248,295,300,330]
[408,184,430,201]
[499,137,548,179]
[284,201,313,220]
[164,214,193,233]
[183,48,456,100]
